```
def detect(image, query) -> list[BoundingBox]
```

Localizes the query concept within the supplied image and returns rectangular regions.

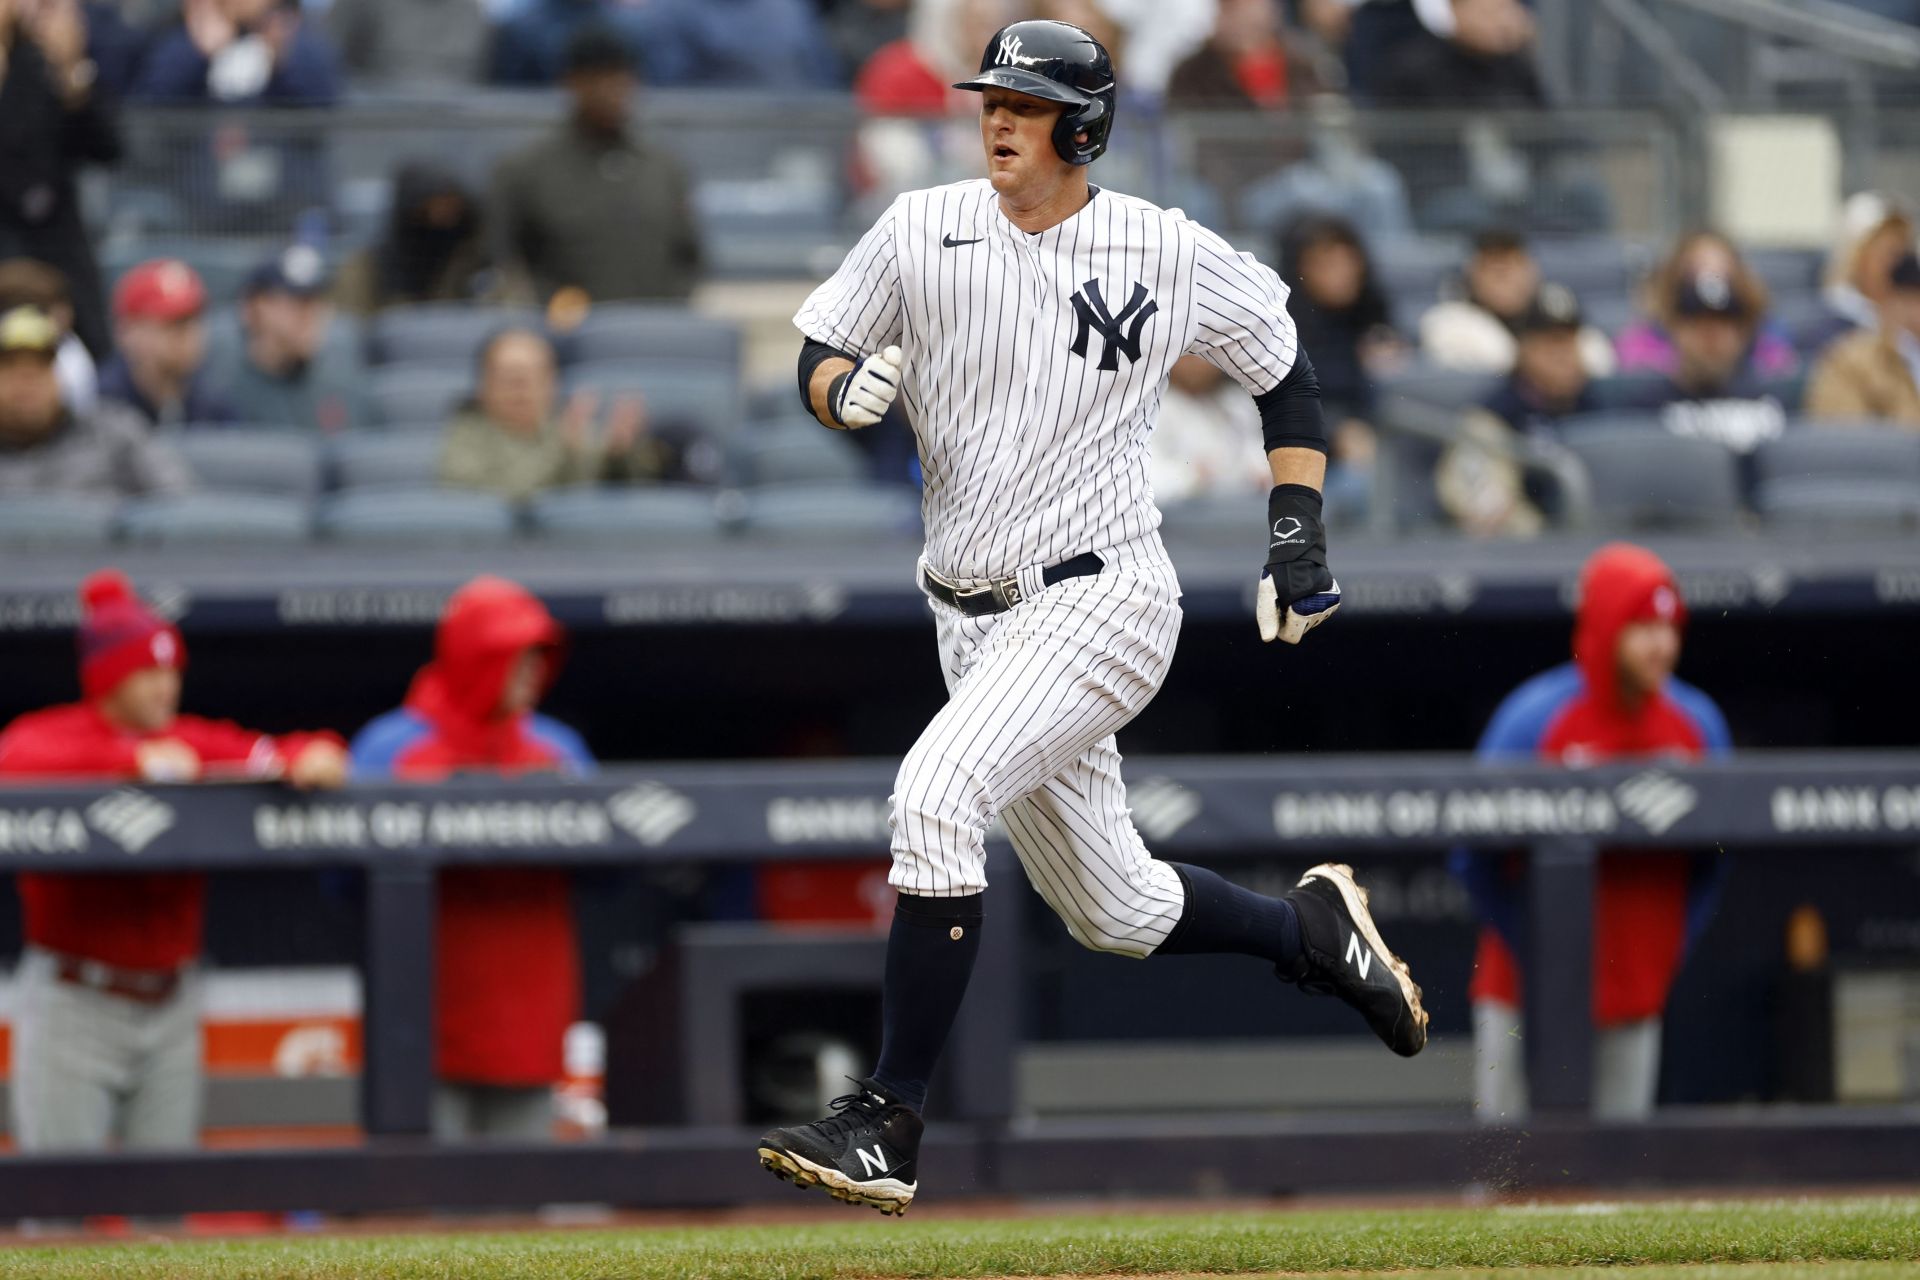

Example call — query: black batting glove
[1257,484,1342,644]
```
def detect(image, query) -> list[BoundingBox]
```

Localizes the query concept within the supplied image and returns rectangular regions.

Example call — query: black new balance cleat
[1282,863,1428,1057]
[756,1079,922,1216]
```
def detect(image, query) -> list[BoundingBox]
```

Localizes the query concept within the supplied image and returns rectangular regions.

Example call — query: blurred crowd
[0,0,1574,103]
[2,0,1918,542]
[1165,193,1920,535]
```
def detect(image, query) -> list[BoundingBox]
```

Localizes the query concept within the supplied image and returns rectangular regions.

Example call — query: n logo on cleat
[1345,932,1372,979]
[856,1145,890,1178]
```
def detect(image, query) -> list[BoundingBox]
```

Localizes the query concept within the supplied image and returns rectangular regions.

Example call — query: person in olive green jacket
[439,327,668,501]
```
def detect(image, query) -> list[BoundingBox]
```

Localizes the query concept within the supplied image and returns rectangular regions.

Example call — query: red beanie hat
[78,570,185,701]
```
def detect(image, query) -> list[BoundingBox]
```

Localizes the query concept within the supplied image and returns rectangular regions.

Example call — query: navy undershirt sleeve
[798,338,856,414]
[1255,351,1328,455]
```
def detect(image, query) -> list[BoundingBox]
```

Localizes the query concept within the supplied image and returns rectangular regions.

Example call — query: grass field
[1,1197,1915,1280]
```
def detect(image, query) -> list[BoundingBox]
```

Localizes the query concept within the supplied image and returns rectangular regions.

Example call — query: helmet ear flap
[1055,94,1110,165]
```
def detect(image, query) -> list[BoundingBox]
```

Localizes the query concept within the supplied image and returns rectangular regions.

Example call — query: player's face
[480,330,558,435]
[1298,239,1364,309]
[1670,313,1747,387]
[1615,620,1680,700]
[1468,248,1540,320]
[0,351,62,437]
[105,667,182,734]
[979,87,1071,199]
[569,68,635,135]
[1857,222,1912,298]
[1515,328,1585,403]
[122,314,208,383]
[1887,287,1920,339]
[497,647,548,718]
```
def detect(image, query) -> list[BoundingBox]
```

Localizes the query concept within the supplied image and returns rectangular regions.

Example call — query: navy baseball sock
[870,891,983,1113]
[1156,863,1302,970]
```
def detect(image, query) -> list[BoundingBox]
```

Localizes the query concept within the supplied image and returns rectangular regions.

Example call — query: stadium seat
[368,364,473,428]
[119,492,312,546]
[368,305,542,365]
[171,430,323,497]
[527,486,724,544]
[1532,236,1654,296]
[1579,292,1639,337]
[566,361,743,438]
[1772,294,1839,353]
[1744,246,1825,296]
[1370,237,1463,307]
[745,382,798,423]
[1756,477,1920,533]
[1588,373,1670,411]
[329,432,445,489]
[567,305,743,369]
[738,482,920,539]
[729,419,867,486]
[316,487,517,546]
[1557,416,1743,529]
[1757,427,1920,486]
[1757,374,1809,415]
[1379,367,1500,412]
[0,494,118,547]
[693,178,838,235]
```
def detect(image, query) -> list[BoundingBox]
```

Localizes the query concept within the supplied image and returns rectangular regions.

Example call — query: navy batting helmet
[952,20,1115,166]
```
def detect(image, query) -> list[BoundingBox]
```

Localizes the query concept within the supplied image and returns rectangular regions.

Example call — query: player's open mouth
[993,145,1017,160]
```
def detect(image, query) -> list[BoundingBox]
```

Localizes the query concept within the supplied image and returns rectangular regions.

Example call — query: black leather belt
[923,552,1104,617]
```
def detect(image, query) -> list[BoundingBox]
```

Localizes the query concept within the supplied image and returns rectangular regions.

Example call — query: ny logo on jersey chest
[1068,278,1158,371]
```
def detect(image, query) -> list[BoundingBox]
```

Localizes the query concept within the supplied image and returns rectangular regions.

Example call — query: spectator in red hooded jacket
[349,576,591,1142]
[1449,543,1732,1124]
[0,570,347,1152]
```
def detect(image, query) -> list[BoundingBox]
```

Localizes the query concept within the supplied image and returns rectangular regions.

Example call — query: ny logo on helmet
[998,33,1041,67]
[1068,279,1158,371]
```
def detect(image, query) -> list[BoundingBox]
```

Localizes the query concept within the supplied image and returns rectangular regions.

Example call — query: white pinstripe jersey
[795,179,1300,581]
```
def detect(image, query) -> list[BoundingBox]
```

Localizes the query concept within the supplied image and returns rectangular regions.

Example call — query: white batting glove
[1257,573,1343,644]
[830,345,903,429]
[1257,484,1341,645]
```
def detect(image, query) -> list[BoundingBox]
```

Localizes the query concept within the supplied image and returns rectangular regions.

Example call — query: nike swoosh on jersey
[941,234,984,248]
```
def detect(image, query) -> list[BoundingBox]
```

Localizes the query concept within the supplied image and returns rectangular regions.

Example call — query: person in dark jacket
[0,0,122,359]
[1373,0,1544,108]
[1278,213,1399,422]
[132,0,340,105]
[1276,213,1401,521]
[1616,270,1788,458]
[489,26,702,305]
[97,258,238,428]
[334,163,496,316]
[1480,283,1599,437]
[0,304,191,496]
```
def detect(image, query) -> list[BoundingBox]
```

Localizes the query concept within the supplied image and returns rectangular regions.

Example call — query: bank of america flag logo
[85,788,177,854]
[1129,776,1202,843]
[1613,771,1697,836]
[607,783,696,847]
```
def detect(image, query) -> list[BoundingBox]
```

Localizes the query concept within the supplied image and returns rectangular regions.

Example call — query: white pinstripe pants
[889,540,1188,957]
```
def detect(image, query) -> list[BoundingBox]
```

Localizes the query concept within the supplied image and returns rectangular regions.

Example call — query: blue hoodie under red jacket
[1450,543,1732,1026]
[350,577,591,1086]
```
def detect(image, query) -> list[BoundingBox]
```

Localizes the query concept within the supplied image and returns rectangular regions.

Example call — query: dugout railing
[1,753,1918,1214]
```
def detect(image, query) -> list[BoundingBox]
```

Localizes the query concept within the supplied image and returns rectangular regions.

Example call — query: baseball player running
[760,19,1427,1216]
